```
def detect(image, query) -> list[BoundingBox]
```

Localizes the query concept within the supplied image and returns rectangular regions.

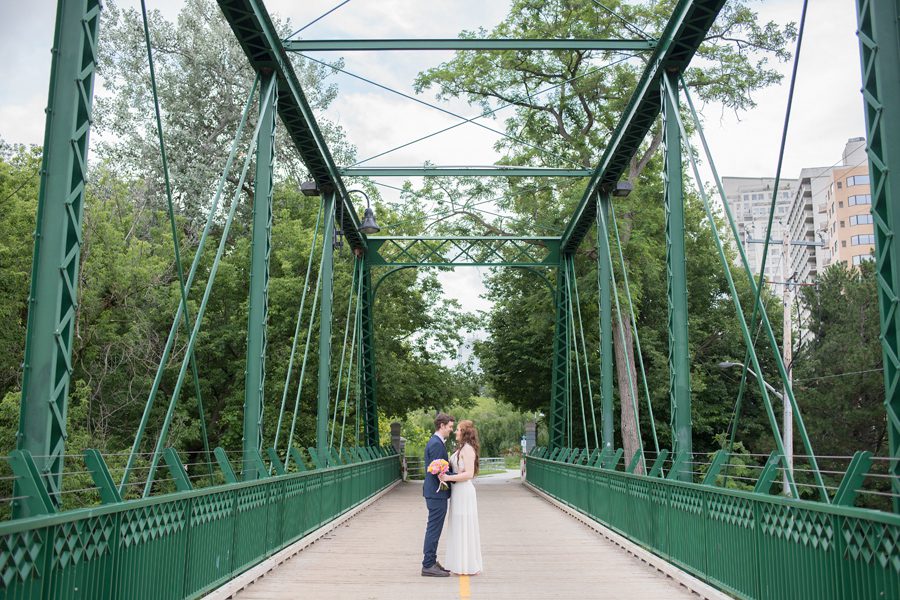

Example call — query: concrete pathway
[234,471,699,599]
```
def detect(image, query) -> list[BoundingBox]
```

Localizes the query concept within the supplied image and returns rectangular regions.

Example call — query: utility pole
[744,225,821,496]
[781,229,794,496]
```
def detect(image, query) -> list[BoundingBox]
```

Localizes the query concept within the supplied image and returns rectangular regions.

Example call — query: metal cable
[285,0,353,39]
[274,201,324,455]
[138,0,213,482]
[300,53,585,169]
[351,55,637,167]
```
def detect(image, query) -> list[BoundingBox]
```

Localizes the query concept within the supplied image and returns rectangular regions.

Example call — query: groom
[421,412,454,577]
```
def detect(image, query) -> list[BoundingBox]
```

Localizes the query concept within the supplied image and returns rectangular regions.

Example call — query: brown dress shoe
[421,564,450,577]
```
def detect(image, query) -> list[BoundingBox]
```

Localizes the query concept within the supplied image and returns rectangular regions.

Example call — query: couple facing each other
[421,413,484,577]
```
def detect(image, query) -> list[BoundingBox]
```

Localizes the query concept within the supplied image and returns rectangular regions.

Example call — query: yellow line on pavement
[459,574,471,599]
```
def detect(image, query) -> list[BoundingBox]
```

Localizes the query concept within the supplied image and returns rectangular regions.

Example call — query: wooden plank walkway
[233,471,700,599]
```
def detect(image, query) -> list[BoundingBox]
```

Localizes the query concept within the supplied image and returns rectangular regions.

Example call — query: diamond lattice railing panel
[0,530,42,588]
[368,237,560,267]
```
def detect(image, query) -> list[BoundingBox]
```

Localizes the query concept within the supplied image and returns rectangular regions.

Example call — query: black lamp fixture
[612,180,633,197]
[349,189,381,235]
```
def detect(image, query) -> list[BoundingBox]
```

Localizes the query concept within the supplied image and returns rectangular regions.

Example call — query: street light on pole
[718,361,792,495]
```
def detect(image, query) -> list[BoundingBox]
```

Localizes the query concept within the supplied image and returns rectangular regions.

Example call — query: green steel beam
[283,38,656,52]
[340,167,593,178]
[15,0,101,516]
[163,448,192,492]
[214,447,238,484]
[242,72,276,481]
[596,194,615,450]
[662,72,692,477]
[316,192,336,455]
[549,262,570,449]
[8,450,56,516]
[367,236,560,267]
[359,257,379,446]
[560,0,726,253]
[833,451,873,507]
[83,449,123,504]
[215,0,365,251]
[856,0,900,512]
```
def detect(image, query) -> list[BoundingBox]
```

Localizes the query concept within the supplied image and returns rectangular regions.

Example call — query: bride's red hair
[455,420,480,476]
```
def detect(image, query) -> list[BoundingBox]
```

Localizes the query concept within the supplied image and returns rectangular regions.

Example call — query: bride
[439,419,484,575]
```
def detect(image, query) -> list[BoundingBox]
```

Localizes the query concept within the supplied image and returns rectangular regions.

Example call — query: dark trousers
[422,497,448,568]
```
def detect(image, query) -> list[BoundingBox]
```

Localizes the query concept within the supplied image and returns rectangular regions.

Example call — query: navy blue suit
[422,434,452,568]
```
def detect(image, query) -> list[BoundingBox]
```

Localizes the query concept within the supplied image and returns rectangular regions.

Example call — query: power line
[794,368,883,384]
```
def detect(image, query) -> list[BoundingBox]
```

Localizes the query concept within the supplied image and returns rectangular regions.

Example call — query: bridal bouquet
[427,459,450,493]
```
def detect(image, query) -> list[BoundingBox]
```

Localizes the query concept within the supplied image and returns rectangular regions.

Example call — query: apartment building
[721,176,798,287]
[825,138,873,267]
[785,166,832,286]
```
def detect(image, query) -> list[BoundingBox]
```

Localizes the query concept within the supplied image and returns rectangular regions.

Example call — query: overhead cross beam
[216,0,366,250]
[341,167,593,178]
[367,236,560,267]
[560,0,726,253]
[284,38,657,52]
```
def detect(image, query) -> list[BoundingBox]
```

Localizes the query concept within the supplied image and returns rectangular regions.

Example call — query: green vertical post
[549,261,570,449]
[316,191,336,455]
[662,71,692,477]
[15,0,101,516]
[856,0,900,511]
[596,193,615,450]
[242,72,277,480]
[359,256,379,446]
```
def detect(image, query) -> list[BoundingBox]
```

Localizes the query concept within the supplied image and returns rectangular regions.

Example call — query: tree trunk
[613,314,643,474]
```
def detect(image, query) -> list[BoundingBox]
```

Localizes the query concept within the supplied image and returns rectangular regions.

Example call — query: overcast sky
[0,0,866,361]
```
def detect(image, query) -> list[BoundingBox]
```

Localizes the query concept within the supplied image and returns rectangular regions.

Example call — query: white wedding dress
[443,445,483,574]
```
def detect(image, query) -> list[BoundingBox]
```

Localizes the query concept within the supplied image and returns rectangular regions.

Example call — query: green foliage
[413,0,794,456]
[795,261,886,456]
[0,0,477,477]
[0,143,40,400]
[400,397,537,459]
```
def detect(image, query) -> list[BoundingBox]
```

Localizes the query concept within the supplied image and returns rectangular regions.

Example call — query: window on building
[852,254,874,266]
[850,214,874,226]
[840,221,845,228]
[847,175,870,186]
[842,240,848,247]
[837,181,842,189]
[839,202,844,208]
[851,234,875,245]
[848,194,872,206]
[834,241,838,253]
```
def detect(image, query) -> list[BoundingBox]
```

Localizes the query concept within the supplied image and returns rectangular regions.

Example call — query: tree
[0,142,40,400]
[795,261,886,456]
[415,0,796,458]
[0,0,479,480]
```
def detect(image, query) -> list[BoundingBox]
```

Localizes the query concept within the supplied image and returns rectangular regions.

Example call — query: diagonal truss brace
[560,0,726,253]
[215,0,366,250]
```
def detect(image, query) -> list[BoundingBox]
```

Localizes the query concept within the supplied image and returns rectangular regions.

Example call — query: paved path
[234,471,698,599]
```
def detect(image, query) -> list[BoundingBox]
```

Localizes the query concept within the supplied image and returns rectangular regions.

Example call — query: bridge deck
[232,471,697,599]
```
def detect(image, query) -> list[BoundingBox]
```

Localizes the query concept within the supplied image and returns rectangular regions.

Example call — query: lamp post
[719,361,792,495]
[347,189,380,235]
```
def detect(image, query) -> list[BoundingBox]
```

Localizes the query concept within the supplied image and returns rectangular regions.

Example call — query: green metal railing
[526,454,899,600]
[0,451,399,599]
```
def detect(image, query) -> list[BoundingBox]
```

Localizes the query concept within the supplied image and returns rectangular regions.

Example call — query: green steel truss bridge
[1,0,898,598]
